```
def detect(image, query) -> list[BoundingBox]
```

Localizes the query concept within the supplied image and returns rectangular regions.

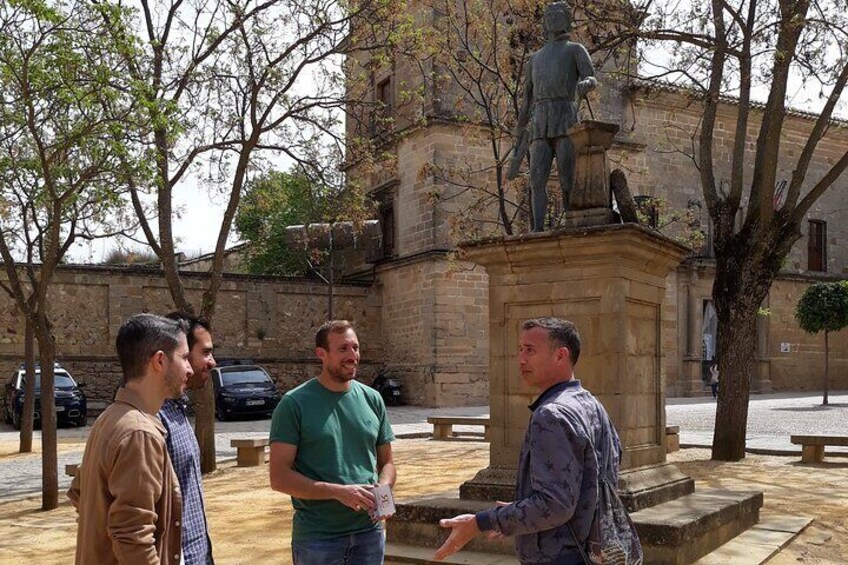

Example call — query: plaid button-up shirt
[160,397,214,565]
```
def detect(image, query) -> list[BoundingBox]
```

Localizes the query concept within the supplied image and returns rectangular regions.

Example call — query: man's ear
[150,350,167,373]
[315,347,327,362]
[557,346,570,365]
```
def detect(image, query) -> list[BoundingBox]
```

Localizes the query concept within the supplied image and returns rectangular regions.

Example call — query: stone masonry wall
[374,255,489,407]
[662,262,848,396]
[613,89,848,273]
[0,266,379,410]
[766,276,848,392]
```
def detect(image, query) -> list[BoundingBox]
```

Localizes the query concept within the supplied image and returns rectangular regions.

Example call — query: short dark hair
[116,314,188,381]
[315,320,355,350]
[521,317,581,365]
[165,311,211,350]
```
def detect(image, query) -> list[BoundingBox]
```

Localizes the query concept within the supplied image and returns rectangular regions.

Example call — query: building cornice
[0,262,373,288]
[678,256,846,283]
[629,77,848,130]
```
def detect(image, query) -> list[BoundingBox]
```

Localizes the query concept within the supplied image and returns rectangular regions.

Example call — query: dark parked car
[212,364,282,421]
[2,364,87,429]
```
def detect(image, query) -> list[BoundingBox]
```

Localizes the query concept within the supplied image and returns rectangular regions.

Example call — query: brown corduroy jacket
[68,387,182,564]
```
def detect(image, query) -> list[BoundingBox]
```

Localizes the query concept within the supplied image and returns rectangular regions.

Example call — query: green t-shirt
[269,378,395,540]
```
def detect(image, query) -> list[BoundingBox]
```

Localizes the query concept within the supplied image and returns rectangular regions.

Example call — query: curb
[680,443,848,458]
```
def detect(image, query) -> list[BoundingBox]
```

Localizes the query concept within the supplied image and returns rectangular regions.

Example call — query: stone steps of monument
[386,514,811,565]
[388,489,766,565]
[388,497,515,555]
[693,514,812,564]
[630,488,763,565]
[385,543,519,565]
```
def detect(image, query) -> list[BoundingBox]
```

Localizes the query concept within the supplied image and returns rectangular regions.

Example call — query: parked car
[2,363,87,429]
[212,364,282,421]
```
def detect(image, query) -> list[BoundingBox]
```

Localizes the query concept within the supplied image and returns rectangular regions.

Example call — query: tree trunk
[710,240,777,461]
[192,142,256,474]
[823,330,829,406]
[20,317,36,453]
[34,316,58,510]
[711,299,759,461]
[194,382,217,473]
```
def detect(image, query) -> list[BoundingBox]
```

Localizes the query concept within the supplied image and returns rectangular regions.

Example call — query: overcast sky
[66,174,239,263]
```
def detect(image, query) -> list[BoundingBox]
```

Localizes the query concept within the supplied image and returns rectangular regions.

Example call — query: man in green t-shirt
[269,320,396,565]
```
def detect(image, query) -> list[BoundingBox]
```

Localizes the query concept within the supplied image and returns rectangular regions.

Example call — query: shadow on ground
[771,403,848,412]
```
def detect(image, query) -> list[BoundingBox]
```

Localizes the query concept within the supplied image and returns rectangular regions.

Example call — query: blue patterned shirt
[160,398,214,565]
[476,379,622,564]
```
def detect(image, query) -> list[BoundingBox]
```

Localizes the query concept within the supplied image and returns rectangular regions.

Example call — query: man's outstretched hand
[433,514,480,561]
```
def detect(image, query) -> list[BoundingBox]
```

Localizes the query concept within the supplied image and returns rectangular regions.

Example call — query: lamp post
[285,220,381,319]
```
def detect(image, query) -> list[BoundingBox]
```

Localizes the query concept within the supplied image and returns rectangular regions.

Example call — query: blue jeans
[291,527,385,565]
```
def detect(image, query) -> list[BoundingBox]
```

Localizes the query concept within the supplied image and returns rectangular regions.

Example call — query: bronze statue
[507,2,597,232]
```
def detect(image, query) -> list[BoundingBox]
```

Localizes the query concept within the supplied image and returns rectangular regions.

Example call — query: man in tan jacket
[69,313,194,564]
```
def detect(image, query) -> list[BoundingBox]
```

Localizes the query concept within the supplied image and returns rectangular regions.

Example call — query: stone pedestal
[463,225,687,475]
[386,225,763,565]
[567,120,619,214]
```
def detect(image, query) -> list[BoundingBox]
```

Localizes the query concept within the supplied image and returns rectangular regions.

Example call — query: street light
[285,220,381,319]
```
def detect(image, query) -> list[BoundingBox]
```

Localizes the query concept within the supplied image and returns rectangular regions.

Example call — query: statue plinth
[460,224,688,473]
[385,227,763,565]
[566,120,619,221]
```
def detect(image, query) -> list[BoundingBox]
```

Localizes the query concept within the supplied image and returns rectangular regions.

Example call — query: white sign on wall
[780,342,791,353]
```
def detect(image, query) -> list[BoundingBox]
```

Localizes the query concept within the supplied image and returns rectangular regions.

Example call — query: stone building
[342,3,848,405]
[2,7,845,411]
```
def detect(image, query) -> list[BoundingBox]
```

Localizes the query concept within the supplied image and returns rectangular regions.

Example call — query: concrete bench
[790,434,848,463]
[426,416,490,440]
[230,438,269,467]
[65,463,79,477]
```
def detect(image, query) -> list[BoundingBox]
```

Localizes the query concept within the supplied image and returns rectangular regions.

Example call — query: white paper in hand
[369,484,396,520]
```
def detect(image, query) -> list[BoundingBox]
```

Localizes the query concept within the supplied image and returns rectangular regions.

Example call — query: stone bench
[666,425,680,453]
[790,434,848,463]
[426,416,490,440]
[65,463,79,477]
[230,438,269,467]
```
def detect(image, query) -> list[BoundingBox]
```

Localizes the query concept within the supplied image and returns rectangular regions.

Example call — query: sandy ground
[0,441,845,564]
[0,439,86,461]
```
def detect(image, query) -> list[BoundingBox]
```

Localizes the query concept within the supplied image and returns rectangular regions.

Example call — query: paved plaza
[1,391,846,503]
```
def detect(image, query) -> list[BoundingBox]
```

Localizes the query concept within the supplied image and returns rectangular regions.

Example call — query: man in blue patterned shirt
[160,312,217,564]
[435,317,626,564]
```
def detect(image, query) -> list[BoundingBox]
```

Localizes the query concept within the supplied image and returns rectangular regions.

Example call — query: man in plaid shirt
[160,312,217,564]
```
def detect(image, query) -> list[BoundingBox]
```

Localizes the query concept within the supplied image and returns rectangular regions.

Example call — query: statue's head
[544,2,572,37]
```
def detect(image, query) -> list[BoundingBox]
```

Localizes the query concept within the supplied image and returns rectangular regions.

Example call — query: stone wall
[765,276,848,391]
[664,261,848,396]
[0,265,379,409]
[613,88,848,274]
[374,254,489,407]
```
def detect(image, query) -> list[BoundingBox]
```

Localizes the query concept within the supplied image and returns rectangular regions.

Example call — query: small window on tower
[807,220,826,272]
[376,77,393,119]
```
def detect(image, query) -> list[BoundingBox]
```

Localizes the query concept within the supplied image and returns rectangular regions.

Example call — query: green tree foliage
[795,281,848,405]
[0,0,138,509]
[235,172,326,275]
[796,281,848,335]
[95,0,405,472]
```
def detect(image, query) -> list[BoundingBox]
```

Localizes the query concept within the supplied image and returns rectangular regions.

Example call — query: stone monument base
[619,462,696,511]
[388,473,763,565]
[385,225,765,564]
[562,207,617,228]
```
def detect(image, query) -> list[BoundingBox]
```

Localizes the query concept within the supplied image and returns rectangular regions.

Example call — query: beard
[167,371,187,399]
[327,362,358,383]
[186,368,208,390]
